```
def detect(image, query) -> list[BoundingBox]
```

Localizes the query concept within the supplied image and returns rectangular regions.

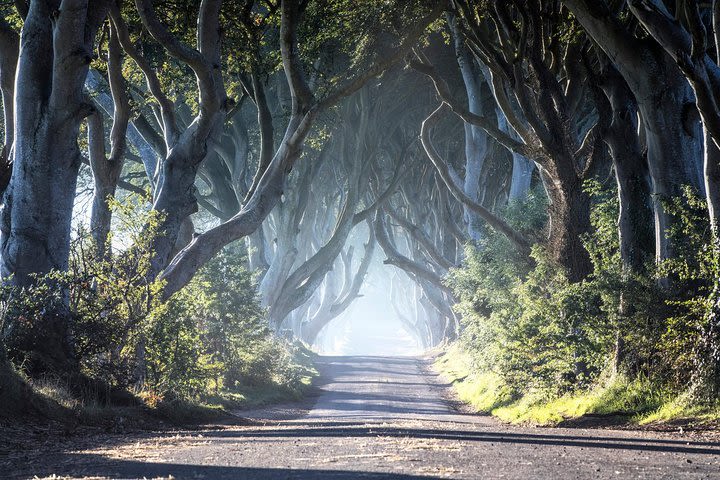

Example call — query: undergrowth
[0,198,319,425]
[6,341,317,427]
[442,185,720,428]
[437,341,720,427]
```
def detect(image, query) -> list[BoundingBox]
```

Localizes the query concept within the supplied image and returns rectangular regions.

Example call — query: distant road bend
[13,356,720,479]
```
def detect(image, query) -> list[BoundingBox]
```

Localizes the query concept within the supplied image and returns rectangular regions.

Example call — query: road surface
[6,355,720,479]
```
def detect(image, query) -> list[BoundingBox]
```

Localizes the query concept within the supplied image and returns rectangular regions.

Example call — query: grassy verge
[3,341,319,428]
[204,342,319,411]
[436,343,720,429]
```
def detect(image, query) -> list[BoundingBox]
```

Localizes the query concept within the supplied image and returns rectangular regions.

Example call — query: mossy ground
[436,344,720,429]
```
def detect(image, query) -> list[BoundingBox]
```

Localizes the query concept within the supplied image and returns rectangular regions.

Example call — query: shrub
[1,197,315,405]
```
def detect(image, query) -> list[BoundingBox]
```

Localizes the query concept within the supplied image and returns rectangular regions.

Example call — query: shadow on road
[206,423,720,455]
[25,456,441,480]
[9,355,720,479]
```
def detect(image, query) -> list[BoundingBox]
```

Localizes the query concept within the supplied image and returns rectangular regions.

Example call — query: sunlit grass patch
[493,391,587,425]
[639,393,720,426]
[434,344,513,412]
[31,376,81,410]
[434,344,720,427]
[490,375,669,425]
[489,376,665,425]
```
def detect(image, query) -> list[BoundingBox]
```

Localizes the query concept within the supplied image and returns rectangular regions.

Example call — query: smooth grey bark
[87,25,130,257]
[386,206,454,272]
[87,110,121,257]
[131,0,228,278]
[0,18,18,197]
[419,104,532,255]
[0,0,111,372]
[563,0,704,263]
[86,70,158,189]
[375,209,452,297]
[246,229,270,273]
[449,13,488,241]
[259,159,318,313]
[258,138,335,316]
[592,60,654,371]
[598,64,654,274]
[623,0,720,239]
[494,110,535,202]
[157,2,443,299]
[508,152,535,202]
[1,0,110,286]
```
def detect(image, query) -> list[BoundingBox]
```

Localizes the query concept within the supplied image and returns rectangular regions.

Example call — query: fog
[315,274,424,357]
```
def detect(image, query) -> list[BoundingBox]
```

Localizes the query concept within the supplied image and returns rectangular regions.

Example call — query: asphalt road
[8,355,720,479]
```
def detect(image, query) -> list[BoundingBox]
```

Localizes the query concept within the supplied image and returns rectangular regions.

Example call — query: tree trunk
[0,18,18,197]
[564,0,704,262]
[639,83,703,262]
[705,128,720,236]
[601,67,655,274]
[509,153,535,202]
[246,228,270,273]
[600,66,654,371]
[450,12,488,241]
[542,168,593,283]
[495,109,535,202]
[0,1,110,373]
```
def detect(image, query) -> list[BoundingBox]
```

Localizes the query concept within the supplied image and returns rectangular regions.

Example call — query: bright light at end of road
[315,293,423,356]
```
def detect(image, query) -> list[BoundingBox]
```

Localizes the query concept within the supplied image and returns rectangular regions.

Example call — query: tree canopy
[2,0,720,419]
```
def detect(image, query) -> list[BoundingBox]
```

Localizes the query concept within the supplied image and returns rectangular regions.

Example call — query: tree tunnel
[8,0,720,407]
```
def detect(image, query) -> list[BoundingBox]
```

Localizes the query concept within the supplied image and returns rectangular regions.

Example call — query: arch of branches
[2,0,719,377]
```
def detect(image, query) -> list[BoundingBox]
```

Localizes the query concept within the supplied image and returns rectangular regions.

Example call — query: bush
[449,183,669,400]
[1,197,315,407]
[449,178,720,420]
[449,188,611,397]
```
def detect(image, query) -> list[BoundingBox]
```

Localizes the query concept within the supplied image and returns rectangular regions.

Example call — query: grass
[3,340,319,427]
[435,343,720,428]
[24,375,231,426]
[434,343,513,412]
[639,393,720,426]
[491,375,667,425]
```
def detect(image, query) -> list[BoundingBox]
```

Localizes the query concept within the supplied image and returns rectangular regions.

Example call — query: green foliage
[449,188,615,397]
[437,329,675,427]
[659,187,720,397]
[448,181,720,423]
[298,0,438,96]
[2,197,315,407]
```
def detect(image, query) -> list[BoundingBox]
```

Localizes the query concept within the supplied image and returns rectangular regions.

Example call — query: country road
[6,356,720,479]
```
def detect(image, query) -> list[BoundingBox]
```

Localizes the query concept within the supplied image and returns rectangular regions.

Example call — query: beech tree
[562,0,705,263]
[413,1,606,281]
[0,1,112,372]
[0,2,110,286]
[156,1,443,298]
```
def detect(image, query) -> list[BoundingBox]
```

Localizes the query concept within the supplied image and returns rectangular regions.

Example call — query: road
[7,355,720,479]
